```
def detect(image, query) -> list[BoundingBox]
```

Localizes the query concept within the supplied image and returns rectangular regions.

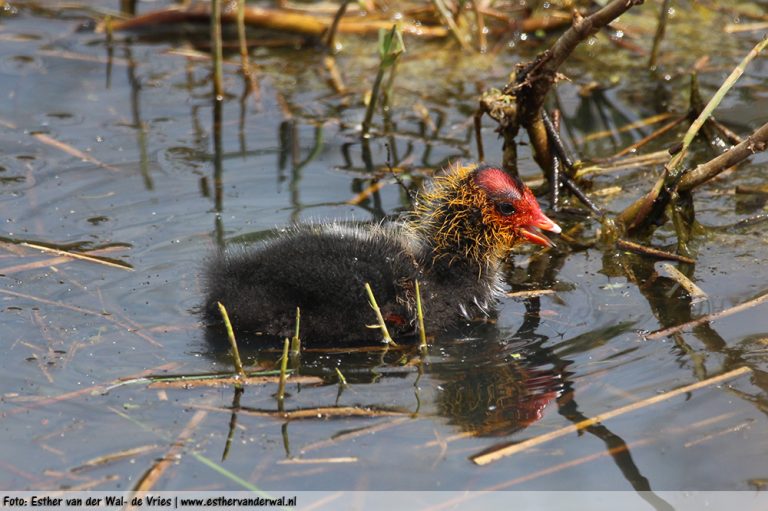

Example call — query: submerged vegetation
[1,0,767,497]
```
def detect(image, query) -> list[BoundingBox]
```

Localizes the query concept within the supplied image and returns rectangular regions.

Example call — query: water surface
[1,0,767,497]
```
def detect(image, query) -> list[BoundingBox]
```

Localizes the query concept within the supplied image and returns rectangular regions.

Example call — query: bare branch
[513,0,645,130]
[679,121,768,191]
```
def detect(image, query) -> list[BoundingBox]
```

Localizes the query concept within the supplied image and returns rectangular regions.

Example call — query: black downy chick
[203,163,560,346]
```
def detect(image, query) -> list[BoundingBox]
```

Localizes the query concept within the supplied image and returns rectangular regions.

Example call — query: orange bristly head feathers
[410,163,561,265]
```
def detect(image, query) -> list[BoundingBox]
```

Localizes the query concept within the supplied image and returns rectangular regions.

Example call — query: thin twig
[505,289,555,299]
[115,406,265,493]
[657,263,707,303]
[32,133,120,172]
[472,0,487,52]
[580,112,674,143]
[562,175,604,217]
[474,437,658,491]
[324,0,351,49]
[648,0,671,69]
[0,245,128,274]
[277,457,358,464]
[736,184,768,195]
[609,115,687,159]
[145,374,321,389]
[21,241,133,271]
[725,21,768,34]
[574,150,670,178]
[616,239,695,264]
[646,292,768,340]
[299,417,411,454]
[323,55,347,94]
[347,178,390,205]
[461,413,739,494]
[189,403,407,420]
[0,288,162,347]
[71,445,160,472]
[550,115,561,210]
[432,0,472,51]
[4,363,179,417]
[129,409,208,492]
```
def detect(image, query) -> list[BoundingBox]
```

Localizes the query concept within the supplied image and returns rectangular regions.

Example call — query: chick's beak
[519,212,561,247]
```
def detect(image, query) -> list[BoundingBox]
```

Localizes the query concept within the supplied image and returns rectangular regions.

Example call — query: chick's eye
[496,202,516,216]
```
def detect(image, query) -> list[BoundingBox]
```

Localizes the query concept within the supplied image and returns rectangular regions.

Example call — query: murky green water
[1,0,767,497]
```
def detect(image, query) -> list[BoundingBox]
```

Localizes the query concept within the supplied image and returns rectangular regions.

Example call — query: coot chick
[203,163,560,346]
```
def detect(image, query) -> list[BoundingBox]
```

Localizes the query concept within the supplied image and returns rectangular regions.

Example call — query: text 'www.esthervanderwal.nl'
[2,494,297,509]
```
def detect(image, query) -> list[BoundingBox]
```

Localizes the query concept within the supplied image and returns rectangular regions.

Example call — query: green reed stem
[217,302,245,378]
[277,338,290,404]
[364,282,395,345]
[290,306,301,355]
[415,280,427,351]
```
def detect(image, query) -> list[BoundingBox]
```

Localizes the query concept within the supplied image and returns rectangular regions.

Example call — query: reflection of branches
[125,46,153,191]
[504,245,670,502]
[221,387,243,461]
[510,246,568,338]
[556,394,674,511]
[464,320,670,507]
[611,252,768,431]
[473,364,749,481]
[212,98,225,248]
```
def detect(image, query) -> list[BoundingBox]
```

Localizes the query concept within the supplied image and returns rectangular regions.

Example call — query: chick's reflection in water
[431,334,564,437]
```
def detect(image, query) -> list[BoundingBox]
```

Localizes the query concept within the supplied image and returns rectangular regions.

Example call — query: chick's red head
[472,165,561,248]
[410,163,561,265]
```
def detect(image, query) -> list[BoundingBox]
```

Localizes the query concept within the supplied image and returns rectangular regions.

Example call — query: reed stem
[216,302,245,378]
[361,25,404,138]
[290,306,301,355]
[415,280,427,351]
[276,338,290,405]
[364,282,395,345]
[236,0,251,74]
[211,0,224,99]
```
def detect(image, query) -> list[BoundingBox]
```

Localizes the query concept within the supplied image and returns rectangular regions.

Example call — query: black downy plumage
[203,163,560,346]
